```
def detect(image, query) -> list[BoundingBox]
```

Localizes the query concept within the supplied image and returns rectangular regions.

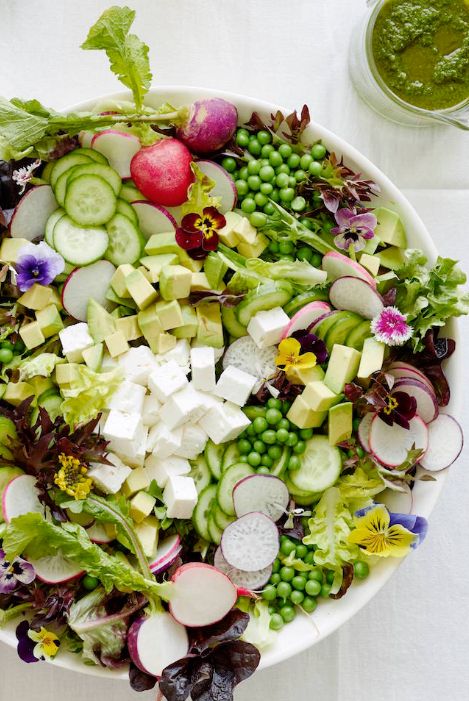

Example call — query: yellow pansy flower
[28,627,60,660]
[275,338,317,379]
[348,504,416,558]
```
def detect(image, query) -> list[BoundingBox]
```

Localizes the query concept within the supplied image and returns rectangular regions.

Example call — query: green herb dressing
[372,0,469,110]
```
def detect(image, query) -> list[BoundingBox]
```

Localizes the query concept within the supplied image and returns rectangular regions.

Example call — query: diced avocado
[125,269,158,310]
[204,253,227,290]
[122,467,152,497]
[359,253,380,276]
[55,363,82,385]
[191,272,212,292]
[302,380,341,412]
[217,211,242,247]
[357,338,385,381]
[130,491,157,523]
[0,416,17,460]
[324,344,362,394]
[29,376,54,396]
[115,315,142,341]
[159,264,192,301]
[18,284,54,311]
[233,214,258,245]
[154,300,184,331]
[345,320,371,351]
[135,515,159,558]
[196,302,224,349]
[140,254,179,274]
[19,320,45,350]
[328,402,353,446]
[82,343,104,372]
[4,381,35,406]
[110,264,134,298]
[106,286,137,309]
[177,249,204,273]
[172,304,198,339]
[0,237,29,263]
[87,298,116,343]
[35,303,64,338]
[237,233,269,258]
[154,333,177,354]
[138,265,159,285]
[144,232,180,256]
[286,364,325,385]
[104,330,129,358]
[374,207,407,248]
[287,396,327,429]
[138,306,163,340]
[377,246,406,271]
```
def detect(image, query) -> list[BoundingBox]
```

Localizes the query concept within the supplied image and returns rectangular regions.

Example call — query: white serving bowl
[0,86,462,679]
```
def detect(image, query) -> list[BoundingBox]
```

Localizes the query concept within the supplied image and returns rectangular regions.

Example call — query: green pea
[354,561,370,580]
[287,455,301,471]
[0,348,13,364]
[266,408,282,425]
[321,583,332,598]
[276,428,289,444]
[254,192,268,207]
[279,187,295,203]
[282,400,292,414]
[311,253,322,267]
[305,579,321,597]
[299,428,313,440]
[0,341,14,351]
[268,445,282,460]
[262,429,278,445]
[304,551,315,564]
[278,418,290,430]
[253,416,268,433]
[300,154,313,170]
[267,398,282,410]
[257,466,270,474]
[247,175,261,191]
[247,451,261,467]
[262,584,277,601]
[292,575,306,591]
[275,172,290,188]
[277,581,292,600]
[269,241,279,253]
[261,144,275,157]
[250,212,267,228]
[237,438,251,454]
[280,539,296,557]
[245,161,258,176]
[308,568,323,582]
[236,130,250,147]
[278,143,293,159]
[246,424,256,436]
[272,558,280,573]
[291,196,306,212]
[270,188,280,202]
[356,446,366,459]
[293,440,306,455]
[277,240,294,256]
[276,163,290,175]
[295,169,307,182]
[286,432,298,447]
[235,179,249,196]
[260,182,273,195]
[259,158,269,167]
[82,574,99,591]
[279,605,296,623]
[270,573,281,585]
[259,165,275,182]
[295,544,308,559]
[270,613,284,630]
[257,130,272,145]
[222,156,237,172]
[302,596,318,614]
[241,197,256,214]
[239,455,249,463]
[326,571,335,585]
[308,160,322,176]
[248,138,262,155]
[290,590,305,605]
[288,176,297,188]
[269,151,283,168]
[311,143,327,160]
[264,202,275,215]
[279,566,295,582]
[253,440,266,454]
[287,153,300,169]
[261,454,273,468]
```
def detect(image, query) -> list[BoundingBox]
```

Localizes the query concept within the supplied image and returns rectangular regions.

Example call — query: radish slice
[2,474,44,523]
[87,522,113,544]
[358,413,374,452]
[196,161,237,213]
[378,485,413,515]
[322,251,377,287]
[329,276,384,320]
[149,534,182,574]
[214,547,272,590]
[79,130,94,148]
[61,260,116,322]
[170,563,238,627]
[221,512,279,572]
[10,185,58,241]
[28,554,84,584]
[309,310,338,334]
[128,612,189,677]
[392,379,438,424]
[233,474,289,522]
[387,363,434,393]
[91,130,141,179]
[369,414,428,467]
[419,414,463,472]
[223,336,276,389]
[131,200,177,239]
[282,302,331,338]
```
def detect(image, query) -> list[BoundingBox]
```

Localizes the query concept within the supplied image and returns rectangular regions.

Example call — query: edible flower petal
[331,207,376,252]
[54,453,93,500]
[16,241,65,291]
[0,549,35,594]
[348,504,416,557]
[371,306,413,346]
[378,390,417,429]
[275,337,317,374]
[12,159,41,194]
[388,512,428,548]
[177,206,226,260]
[291,330,328,363]
[16,621,60,663]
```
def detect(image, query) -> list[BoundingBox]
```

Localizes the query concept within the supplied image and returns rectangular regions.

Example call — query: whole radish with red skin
[130,138,194,207]
[176,98,238,155]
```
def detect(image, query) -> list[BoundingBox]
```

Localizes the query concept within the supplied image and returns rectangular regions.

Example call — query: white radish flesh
[170,563,238,627]
[329,276,384,320]
[28,554,84,584]
[10,185,58,241]
[2,474,44,523]
[392,379,438,424]
[79,131,94,148]
[419,414,463,472]
[128,613,189,677]
[214,547,272,590]
[233,474,289,522]
[369,414,428,467]
[61,260,116,322]
[358,413,374,452]
[86,522,113,544]
[149,534,182,574]
[282,302,331,338]
[387,363,434,393]
[322,251,377,287]
[196,161,237,213]
[221,512,279,572]
[91,130,141,179]
[131,200,177,239]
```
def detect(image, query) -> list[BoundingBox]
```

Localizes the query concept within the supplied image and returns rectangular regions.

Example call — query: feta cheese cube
[215,365,257,406]
[132,425,149,468]
[146,422,183,456]
[159,339,191,374]
[163,475,198,519]
[198,401,250,444]
[145,454,191,487]
[106,380,146,414]
[102,410,147,467]
[117,346,157,385]
[122,467,152,497]
[88,453,132,494]
[247,307,290,349]
[148,360,188,402]
[130,492,156,523]
[59,323,93,362]
[160,384,208,429]
[92,411,108,434]
[142,395,161,426]
[174,424,208,459]
[190,346,216,392]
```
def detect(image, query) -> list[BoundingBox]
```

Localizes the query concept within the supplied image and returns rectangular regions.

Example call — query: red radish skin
[10,185,58,241]
[131,200,177,239]
[61,260,116,322]
[369,414,428,467]
[29,554,84,584]
[2,474,44,523]
[169,563,238,627]
[322,251,377,288]
[91,130,141,178]
[282,302,331,338]
[196,161,237,213]
[149,534,182,574]
[130,138,194,207]
[392,378,438,424]
[358,413,374,453]
[388,363,434,394]
[176,98,238,154]
[329,276,384,320]
[419,414,464,472]
[128,613,189,678]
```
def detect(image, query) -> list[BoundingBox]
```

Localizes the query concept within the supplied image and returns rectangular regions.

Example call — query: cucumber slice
[116,198,139,226]
[192,484,217,541]
[54,166,84,208]
[72,147,108,165]
[324,313,362,352]
[53,216,109,266]
[67,163,122,196]
[222,443,241,470]
[105,213,144,266]
[346,319,371,350]
[313,311,341,340]
[270,446,291,477]
[204,441,226,481]
[189,455,212,494]
[289,436,342,493]
[217,463,255,516]
[221,306,247,339]
[120,181,145,203]
[64,174,117,226]
[212,503,235,530]
[41,161,55,184]
[208,511,223,545]
[284,289,329,316]
[236,282,293,327]
[45,209,65,247]
[284,474,318,499]
[49,153,93,188]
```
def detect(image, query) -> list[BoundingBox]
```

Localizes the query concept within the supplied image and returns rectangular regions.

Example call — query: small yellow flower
[275,338,317,379]
[348,504,416,558]
[28,627,60,660]
[54,453,92,500]
[382,396,399,415]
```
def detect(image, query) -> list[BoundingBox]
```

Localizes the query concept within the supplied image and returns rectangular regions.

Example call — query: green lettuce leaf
[60,365,122,427]
[241,600,277,650]
[18,353,63,381]
[181,162,221,217]
[246,257,327,288]
[338,464,385,512]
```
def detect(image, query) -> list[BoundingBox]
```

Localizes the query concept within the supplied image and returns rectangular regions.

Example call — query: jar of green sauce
[349,0,469,129]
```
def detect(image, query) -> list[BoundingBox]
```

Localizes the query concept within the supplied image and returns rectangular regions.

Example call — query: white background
[0,1,469,699]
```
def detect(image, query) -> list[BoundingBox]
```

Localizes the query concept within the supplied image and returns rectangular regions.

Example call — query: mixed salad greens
[0,6,468,700]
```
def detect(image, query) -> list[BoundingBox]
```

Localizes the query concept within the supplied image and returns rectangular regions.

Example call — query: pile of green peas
[0,338,25,365]
[238,398,313,472]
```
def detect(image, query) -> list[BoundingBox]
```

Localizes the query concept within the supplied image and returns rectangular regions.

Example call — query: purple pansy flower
[331,208,377,252]
[291,330,328,363]
[388,512,428,549]
[0,549,35,594]
[16,620,60,663]
[15,241,65,292]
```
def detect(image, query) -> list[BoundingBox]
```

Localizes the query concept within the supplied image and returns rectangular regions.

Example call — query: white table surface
[1,1,469,699]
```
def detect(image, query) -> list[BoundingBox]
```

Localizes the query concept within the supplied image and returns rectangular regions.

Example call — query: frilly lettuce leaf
[18,353,63,381]
[246,257,327,287]
[60,365,122,427]
[181,162,221,217]
[241,600,277,651]
[338,464,385,513]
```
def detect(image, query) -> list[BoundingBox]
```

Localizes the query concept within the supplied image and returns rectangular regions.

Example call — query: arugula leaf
[81,6,151,111]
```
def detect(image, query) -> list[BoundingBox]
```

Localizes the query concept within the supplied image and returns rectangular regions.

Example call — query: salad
[0,6,468,700]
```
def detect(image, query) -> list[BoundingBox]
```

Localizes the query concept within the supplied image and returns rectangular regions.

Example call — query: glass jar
[349,0,469,130]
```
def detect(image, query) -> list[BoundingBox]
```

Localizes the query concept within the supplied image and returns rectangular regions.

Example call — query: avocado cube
[135,516,159,558]
[18,284,54,311]
[138,306,163,340]
[122,467,152,497]
[138,265,159,285]
[196,302,224,349]
[237,234,269,259]
[177,250,204,273]
[286,364,325,386]
[374,207,407,248]
[115,315,142,341]
[130,491,157,523]
[87,299,116,343]
[0,237,29,263]
[35,304,64,338]
[357,338,385,381]
[29,376,55,396]
[217,211,241,247]
[144,232,180,256]
[19,320,45,350]
[287,396,327,429]
[55,363,82,385]
[204,253,227,289]
[154,300,184,331]
[140,254,179,275]
[377,246,406,271]
[324,344,362,394]
[160,265,192,301]
[110,264,134,298]
[154,333,177,354]
[125,269,158,310]
[82,343,104,372]
[359,253,380,276]
[233,214,258,245]
[302,380,341,412]
[328,402,353,446]
[105,330,130,358]
[106,286,137,309]
[3,381,35,406]
[172,304,198,339]
[191,272,212,292]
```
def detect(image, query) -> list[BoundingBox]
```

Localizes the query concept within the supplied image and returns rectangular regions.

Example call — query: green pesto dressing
[372,0,469,110]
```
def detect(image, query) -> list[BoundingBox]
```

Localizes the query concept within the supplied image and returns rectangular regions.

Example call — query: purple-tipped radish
[233,474,289,522]
[149,534,182,574]
[61,260,116,322]
[388,362,434,394]
[392,379,438,424]
[10,185,58,241]
[176,98,238,155]
[369,414,428,467]
[28,554,84,584]
[419,414,463,472]
[128,612,189,678]
[221,512,279,572]
[358,413,374,453]
[282,302,331,338]
[214,547,272,590]
[322,251,377,287]
[131,201,177,239]
[196,161,237,213]
[91,130,141,178]
[169,563,238,627]
[329,276,384,320]
[2,474,45,523]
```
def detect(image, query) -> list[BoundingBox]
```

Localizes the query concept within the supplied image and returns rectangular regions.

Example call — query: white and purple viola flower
[0,549,35,594]
[331,207,377,252]
[15,241,65,292]
[371,306,413,346]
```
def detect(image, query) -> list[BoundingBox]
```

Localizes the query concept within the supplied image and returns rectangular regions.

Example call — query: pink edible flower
[371,306,413,346]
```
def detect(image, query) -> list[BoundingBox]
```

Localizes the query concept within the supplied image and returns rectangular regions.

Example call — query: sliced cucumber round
[222,443,241,471]
[346,319,371,350]
[72,147,108,164]
[53,215,109,266]
[289,436,342,493]
[221,306,247,339]
[116,198,139,226]
[217,463,255,516]
[67,163,122,196]
[64,174,116,226]
[236,282,293,327]
[324,313,362,352]
[105,213,144,266]
[189,455,212,494]
[192,484,217,541]
[212,503,235,530]
[45,208,65,247]
[208,511,223,545]
[284,289,329,316]
[270,446,291,477]
[313,311,341,340]
[204,441,226,481]
[49,152,93,188]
